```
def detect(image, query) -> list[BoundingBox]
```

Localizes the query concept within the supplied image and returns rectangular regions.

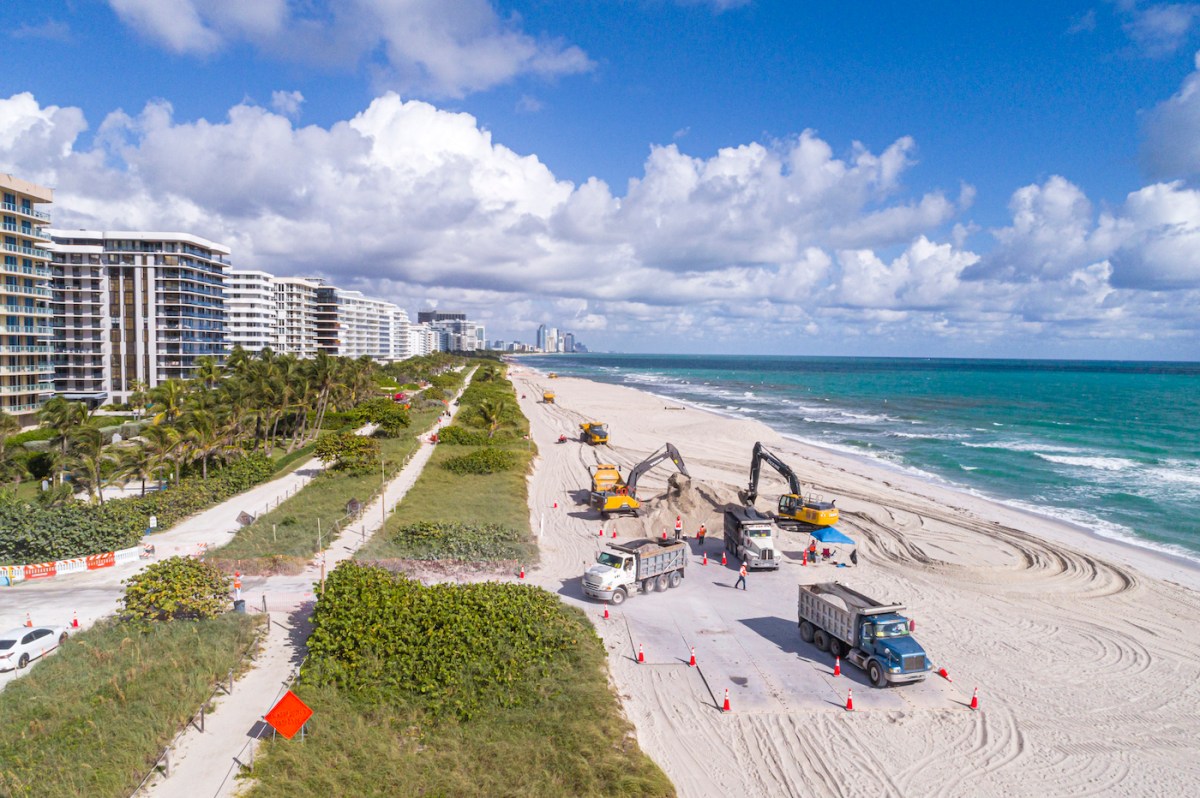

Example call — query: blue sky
[2,1,1200,359]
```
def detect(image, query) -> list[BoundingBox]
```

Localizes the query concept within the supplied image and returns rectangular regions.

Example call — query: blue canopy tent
[809,527,854,545]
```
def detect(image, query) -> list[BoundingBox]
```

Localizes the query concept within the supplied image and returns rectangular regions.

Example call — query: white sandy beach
[510,365,1200,798]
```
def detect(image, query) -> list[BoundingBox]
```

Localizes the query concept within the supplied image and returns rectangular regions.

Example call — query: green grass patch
[244,566,672,798]
[270,442,317,477]
[0,613,262,798]
[212,407,442,569]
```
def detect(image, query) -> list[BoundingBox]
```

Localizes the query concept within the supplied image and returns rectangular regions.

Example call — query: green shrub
[0,454,274,564]
[305,563,582,720]
[386,521,528,560]
[436,425,490,446]
[315,431,380,473]
[441,448,515,475]
[8,427,57,446]
[121,556,230,622]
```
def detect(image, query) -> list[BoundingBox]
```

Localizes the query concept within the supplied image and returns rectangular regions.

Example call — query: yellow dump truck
[579,422,609,445]
[542,391,556,403]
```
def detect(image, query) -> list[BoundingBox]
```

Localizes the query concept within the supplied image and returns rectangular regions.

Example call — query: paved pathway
[138,380,469,798]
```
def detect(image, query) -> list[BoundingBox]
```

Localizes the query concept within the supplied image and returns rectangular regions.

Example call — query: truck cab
[854,614,928,685]
[584,549,636,602]
[723,506,780,569]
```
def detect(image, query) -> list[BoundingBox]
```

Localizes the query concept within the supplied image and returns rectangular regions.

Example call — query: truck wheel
[655,575,668,592]
[668,571,682,588]
[643,579,655,594]
[813,629,829,652]
[799,621,814,643]
[827,639,843,658]
[610,589,626,606]
[868,661,888,688]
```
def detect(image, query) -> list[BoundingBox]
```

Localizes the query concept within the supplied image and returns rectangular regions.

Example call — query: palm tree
[114,441,154,496]
[68,426,115,505]
[0,410,23,485]
[39,397,89,485]
[192,355,224,392]
[140,423,180,489]
[476,398,508,439]
[148,379,188,425]
[182,408,229,479]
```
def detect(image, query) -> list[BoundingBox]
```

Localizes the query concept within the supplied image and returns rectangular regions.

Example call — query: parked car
[0,626,69,671]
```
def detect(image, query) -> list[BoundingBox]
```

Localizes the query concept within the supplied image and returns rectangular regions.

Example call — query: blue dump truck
[797,582,932,687]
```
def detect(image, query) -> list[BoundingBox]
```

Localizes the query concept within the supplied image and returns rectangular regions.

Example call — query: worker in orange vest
[674,515,683,540]
[696,523,707,546]
[735,562,747,590]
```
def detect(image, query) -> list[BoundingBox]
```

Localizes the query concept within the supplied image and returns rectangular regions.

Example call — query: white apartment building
[1,174,54,422]
[49,237,111,405]
[274,276,320,358]
[390,308,410,361]
[48,230,229,403]
[408,322,437,356]
[226,269,275,354]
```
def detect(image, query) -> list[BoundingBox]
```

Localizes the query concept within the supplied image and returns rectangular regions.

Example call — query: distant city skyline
[2,3,1199,360]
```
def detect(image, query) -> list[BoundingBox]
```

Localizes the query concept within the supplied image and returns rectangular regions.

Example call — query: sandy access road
[509,366,1200,798]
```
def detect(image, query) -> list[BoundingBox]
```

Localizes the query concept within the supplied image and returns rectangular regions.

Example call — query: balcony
[0,262,50,278]
[0,345,50,353]
[3,325,50,335]
[2,305,52,316]
[0,284,51,298]
[1,242,50,259]
[4,402,42,413]
[0,364,47,374]
[1,222,49,240]
[0,202,50,222]
[0,382,53,396]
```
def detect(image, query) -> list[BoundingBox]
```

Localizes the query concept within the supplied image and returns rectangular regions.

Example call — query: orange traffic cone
[638,644,645,663]
[937,667,952,681]
[721,551,727,566]
[802,551,808,567]
[909,618,916,632]
[611,529,617,538]
[553,501,558,509]
[845,688,854,711]
[25,613,32,628]
[72,612,79,629]
[970,687,979,710]
[519,565,525,579]
[833,656,841,677]
[689,647,696,667]
[722,688,731,712]
[598,527,604,537]
[661,529,667,540]
[603,602,609,619]
[702,552,708,566]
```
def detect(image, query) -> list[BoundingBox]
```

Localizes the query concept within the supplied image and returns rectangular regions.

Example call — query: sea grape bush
[386,521,529,560]
[305,562,585,720]
[121,556,230,623]
[441,448,515,475]
[435,425,491,446]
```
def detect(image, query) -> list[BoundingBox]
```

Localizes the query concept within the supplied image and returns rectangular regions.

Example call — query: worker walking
[696,523,706,545]
[735,562,747,590]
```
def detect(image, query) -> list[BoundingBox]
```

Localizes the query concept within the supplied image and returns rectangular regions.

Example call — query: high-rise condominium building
[48,230,229,403]
[536,323,548,352]
[226,270,275,354]
[313,283,409,360]
[274,276,320,358]
[1,175,54,422]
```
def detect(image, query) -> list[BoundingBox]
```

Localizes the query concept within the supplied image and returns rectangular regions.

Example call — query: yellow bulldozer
[542,390,556,403]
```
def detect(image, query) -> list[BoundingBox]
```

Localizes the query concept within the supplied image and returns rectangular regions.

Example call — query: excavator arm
[743,441,803,504]
[626,443,690,496]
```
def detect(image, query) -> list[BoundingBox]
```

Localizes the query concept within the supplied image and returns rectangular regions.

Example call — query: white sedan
[0,625,69,671]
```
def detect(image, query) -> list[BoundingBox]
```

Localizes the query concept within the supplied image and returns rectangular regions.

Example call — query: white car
[0,626,69,671]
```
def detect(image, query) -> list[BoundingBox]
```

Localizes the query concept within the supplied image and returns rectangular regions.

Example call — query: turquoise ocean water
[520,354,1200,562]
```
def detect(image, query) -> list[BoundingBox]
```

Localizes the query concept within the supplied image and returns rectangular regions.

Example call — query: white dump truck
[582,538,687,605]
[723,505,780,569]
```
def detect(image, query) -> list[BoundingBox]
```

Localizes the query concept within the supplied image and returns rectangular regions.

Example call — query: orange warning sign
[264,690,313,740]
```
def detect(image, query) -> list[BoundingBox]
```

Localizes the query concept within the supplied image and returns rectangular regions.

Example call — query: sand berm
[509,364,1200,798]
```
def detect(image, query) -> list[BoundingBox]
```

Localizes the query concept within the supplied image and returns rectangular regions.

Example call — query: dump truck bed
[798,582,905,647]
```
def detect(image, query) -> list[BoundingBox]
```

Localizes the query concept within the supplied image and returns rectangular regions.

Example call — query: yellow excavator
[589,444,689,518]
[740,441,839,528]
[579,422,609,445]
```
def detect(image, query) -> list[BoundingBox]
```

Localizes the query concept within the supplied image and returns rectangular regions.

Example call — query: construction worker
[808,539,818,561]
[735,562,747,590]
[696,523,706,545]
[674,515,683,540]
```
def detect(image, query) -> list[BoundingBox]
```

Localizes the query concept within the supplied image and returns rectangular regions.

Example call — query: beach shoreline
[508,360,1200,797]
